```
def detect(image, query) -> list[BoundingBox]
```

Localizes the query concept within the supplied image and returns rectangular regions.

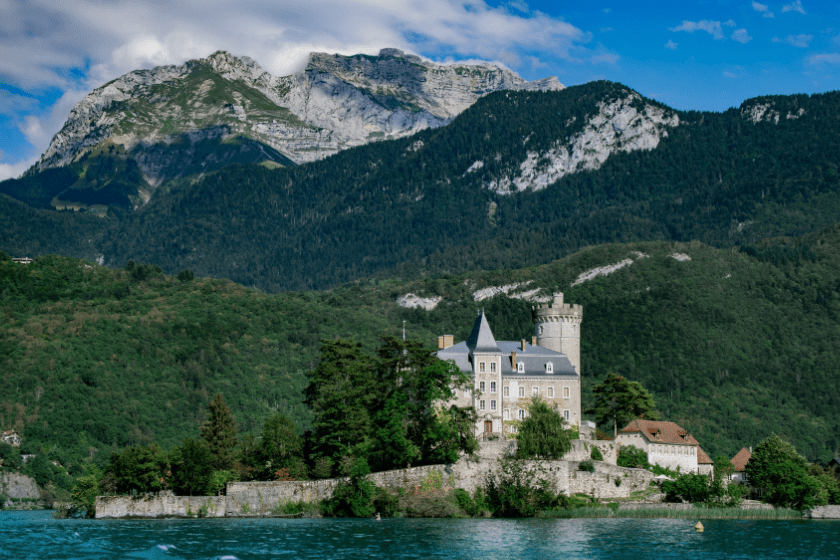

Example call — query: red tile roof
[619,419,700,446]
[730,448,752,472]
[697,447,714,464]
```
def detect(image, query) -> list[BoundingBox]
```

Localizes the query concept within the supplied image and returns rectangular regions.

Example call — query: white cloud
[731,29,753,43]
[665,40,678,50]
[600,27,613,33]
[670,20,725,40]
[0,90,39,117]
[782,1,806,14]
[773,34,813,47]
[724,71,738,78]
[723,19,737,27]
[752,2,775,18]
[808,52,840,65]
[0,157,37,181]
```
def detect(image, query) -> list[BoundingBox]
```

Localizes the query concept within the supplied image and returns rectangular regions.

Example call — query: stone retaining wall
[96,456,654,518]
[807,505,840,519]
[0,472,40,500]
[96,495,226,519]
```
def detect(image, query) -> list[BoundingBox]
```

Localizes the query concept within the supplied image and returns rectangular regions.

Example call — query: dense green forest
[2,223,839,472]
[2,82,840,291]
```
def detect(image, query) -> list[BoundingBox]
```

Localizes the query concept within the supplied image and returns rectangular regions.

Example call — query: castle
[436,292,582,438]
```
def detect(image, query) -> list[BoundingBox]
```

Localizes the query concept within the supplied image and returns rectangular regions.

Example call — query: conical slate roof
[466,312,501,353]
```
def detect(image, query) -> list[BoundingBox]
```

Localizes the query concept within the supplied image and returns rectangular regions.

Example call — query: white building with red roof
[729,447,752,483]
[615,419,712,474]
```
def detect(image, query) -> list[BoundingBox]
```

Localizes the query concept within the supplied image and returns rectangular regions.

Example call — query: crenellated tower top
[532,292,583,375]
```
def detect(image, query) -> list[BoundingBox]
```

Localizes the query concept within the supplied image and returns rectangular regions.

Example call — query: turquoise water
[1,511,838,559]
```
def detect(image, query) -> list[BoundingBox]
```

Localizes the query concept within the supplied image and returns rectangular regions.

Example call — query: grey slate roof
[435,316,578,378]
[466,312,501,353]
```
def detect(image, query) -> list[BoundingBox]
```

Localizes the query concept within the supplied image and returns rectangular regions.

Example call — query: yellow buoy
[695,521,704,532]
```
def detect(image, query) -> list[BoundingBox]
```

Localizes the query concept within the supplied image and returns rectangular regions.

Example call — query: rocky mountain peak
[34,48,566,185]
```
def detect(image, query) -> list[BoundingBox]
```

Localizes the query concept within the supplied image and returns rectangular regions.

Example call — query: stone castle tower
[532,292,583,375]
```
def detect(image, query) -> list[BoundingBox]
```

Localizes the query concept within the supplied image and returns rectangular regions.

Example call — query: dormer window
[546,362,553,373]
[517,362,524,373]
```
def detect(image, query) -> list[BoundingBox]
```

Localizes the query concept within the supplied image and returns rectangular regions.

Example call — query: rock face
[0,472,40,500]
[484,91,679,194]
[35,49,564,186]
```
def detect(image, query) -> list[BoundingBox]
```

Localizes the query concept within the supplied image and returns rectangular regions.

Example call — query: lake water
[1,511,838,559]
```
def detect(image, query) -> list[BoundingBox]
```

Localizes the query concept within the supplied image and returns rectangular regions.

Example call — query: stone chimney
[511,351,517,370]
[438,334,454,350]
[521,339,526,351]
[531,336,537,346]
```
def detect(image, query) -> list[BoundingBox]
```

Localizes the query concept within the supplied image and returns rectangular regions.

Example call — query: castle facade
[436,292,582,438]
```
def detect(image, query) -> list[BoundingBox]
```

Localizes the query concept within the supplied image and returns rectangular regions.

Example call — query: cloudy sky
[1,0,838,180]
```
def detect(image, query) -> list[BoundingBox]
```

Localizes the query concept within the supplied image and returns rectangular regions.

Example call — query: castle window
[504,409,510,420]
[547,387,554,398]
[546,362,553,373]
[518,409,525,419]
[519,386,525,397]
[517,362,525,373]
[539,326,544,335]
[490,382,497,393]
[503,387,509,397]
[532,386,539,397]
[464,388,471,398]
[564,410,570,421]
[491,400,497,411]
[480,362,485,373]
[490,362,496,373]
[479,381,485,393]
[563,387,570,398]
[573,324,576,333]
[480,400,485,411]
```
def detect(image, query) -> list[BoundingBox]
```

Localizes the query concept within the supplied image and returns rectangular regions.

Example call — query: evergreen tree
[585,372,658,438]
[305,339,376,463]
[200,393,238,471]
[170,439,214,496]
[259,413,306,480]
[515,398,572,460]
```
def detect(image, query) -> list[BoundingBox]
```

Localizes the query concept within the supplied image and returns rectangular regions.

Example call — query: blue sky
[1,0,838,179]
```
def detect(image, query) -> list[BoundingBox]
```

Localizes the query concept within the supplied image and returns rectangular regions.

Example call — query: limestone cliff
[35,49,564,187]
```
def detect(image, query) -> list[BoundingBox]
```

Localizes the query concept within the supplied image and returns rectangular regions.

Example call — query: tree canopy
[585,372,658,438]
[515,399,572,460]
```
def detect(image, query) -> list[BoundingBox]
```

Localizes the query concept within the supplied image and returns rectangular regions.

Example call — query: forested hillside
[2,82,840,292]
[2,224,839,470]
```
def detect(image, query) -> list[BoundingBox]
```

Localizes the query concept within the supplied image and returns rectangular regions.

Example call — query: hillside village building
[436,292,582,438]
[729,448,752,483]
[616,419,713,475]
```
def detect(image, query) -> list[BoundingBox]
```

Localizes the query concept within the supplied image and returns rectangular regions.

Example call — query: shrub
[321,458,376,517]
[590,446,604,461]
[579,460,595,472]
[617,445,650,469]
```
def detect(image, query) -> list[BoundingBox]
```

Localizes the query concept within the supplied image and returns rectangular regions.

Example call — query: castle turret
[532,292,583,375]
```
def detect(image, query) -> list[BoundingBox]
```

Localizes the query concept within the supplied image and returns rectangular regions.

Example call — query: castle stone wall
[96,495,226,518]
[0,472,40,500]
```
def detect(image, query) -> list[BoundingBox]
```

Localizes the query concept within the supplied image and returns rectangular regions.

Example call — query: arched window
[517,362,525,373]
[518,386,525,397]
[546,362,553,373]
[539,325,544,335]
[503,409,510,420]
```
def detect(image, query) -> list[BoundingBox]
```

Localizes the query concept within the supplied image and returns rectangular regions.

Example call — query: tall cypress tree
[200,393,238,471]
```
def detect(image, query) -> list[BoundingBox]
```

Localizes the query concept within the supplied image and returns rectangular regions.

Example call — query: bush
[484,457,560,517]
[617,445,650,469]
[590,446,604,461]
[321,458,376,517]
[579,460,595,472]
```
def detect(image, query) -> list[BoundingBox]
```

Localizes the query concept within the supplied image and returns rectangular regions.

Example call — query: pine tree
[200,393,238,471]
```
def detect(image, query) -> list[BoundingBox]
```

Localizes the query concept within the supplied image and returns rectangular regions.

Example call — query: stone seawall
[0,472,40,500]
[807,505,840,519]
[96,456,653,518]
[96,495,226,519]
